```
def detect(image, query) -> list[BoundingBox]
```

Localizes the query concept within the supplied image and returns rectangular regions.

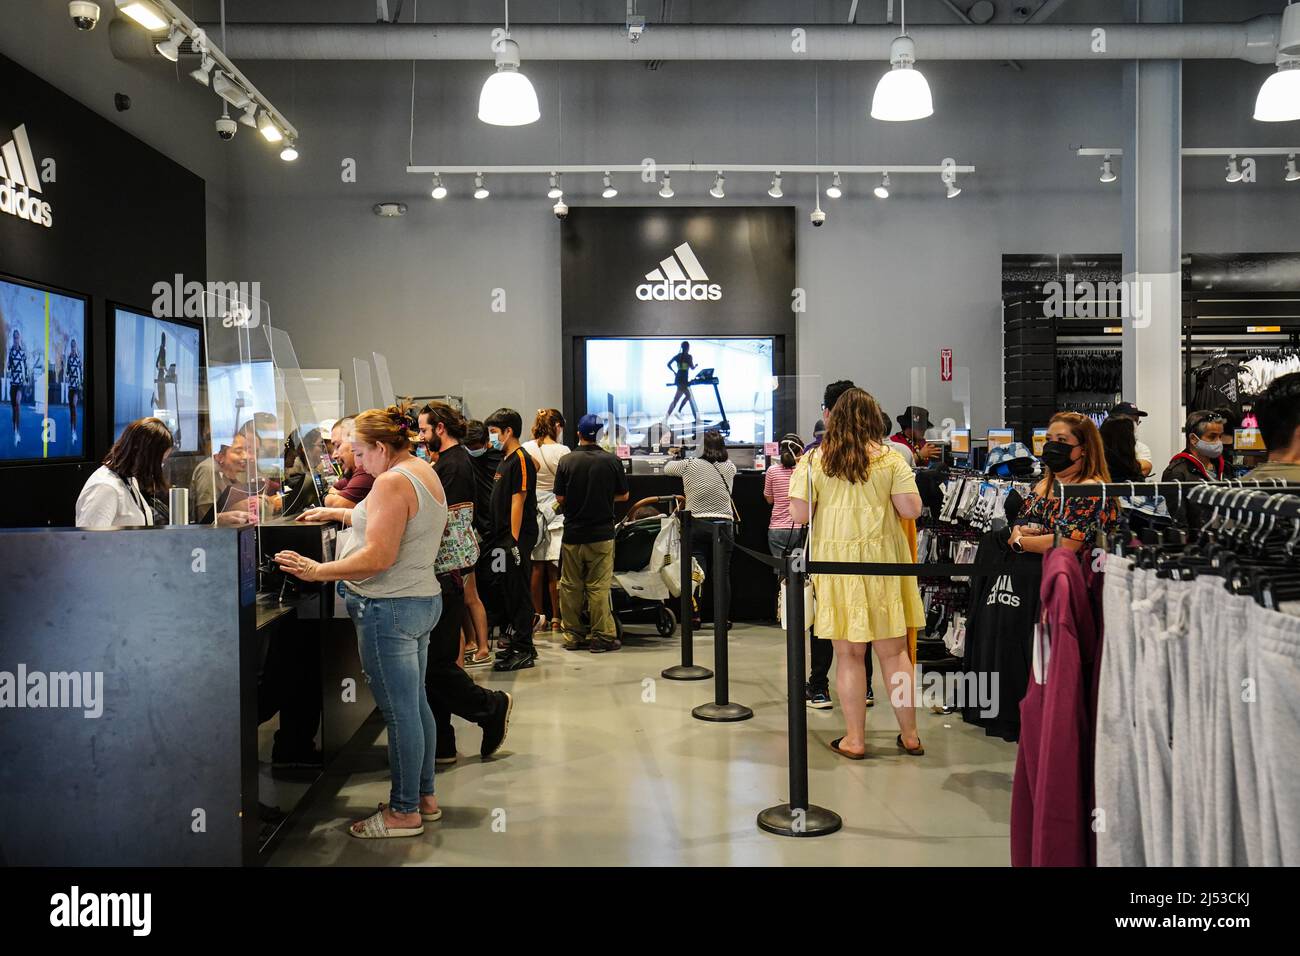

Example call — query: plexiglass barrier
[269,326,335,517]
[907,363,973,463]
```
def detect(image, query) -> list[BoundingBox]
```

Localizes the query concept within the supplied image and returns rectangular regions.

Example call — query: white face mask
[489,431,504,451]
[1195,438,1223,459]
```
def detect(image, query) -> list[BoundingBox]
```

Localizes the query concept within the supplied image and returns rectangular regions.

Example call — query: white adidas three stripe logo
[635,242,722,301]
[0,123,54,228]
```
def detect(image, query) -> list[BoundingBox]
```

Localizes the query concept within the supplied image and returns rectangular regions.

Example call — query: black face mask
[1041,440,1078,474]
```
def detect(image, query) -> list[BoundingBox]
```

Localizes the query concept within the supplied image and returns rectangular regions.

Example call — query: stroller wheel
[656,605,677,637]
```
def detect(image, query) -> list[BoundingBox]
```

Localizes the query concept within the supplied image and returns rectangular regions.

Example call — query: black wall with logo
[0,53,206,527]
[560,206,796,432]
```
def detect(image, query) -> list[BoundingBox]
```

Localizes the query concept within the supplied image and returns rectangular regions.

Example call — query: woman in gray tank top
[276,406,448,839]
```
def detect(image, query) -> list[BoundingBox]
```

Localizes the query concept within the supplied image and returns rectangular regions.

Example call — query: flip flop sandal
[349,809,425,839]
[379,801,443,822]
[829,737,867,760]
[897,734,926,756]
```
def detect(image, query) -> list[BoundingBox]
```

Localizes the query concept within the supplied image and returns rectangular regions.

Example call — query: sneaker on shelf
[480,691,514,758]
[589,638,622,654]
[493,648,537,672]
[805,688,833,711]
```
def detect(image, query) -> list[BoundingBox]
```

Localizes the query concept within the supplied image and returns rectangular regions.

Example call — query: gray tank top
[343,464,447,599]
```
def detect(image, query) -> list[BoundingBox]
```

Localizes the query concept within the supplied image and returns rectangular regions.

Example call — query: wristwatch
[1011,537,1025,553]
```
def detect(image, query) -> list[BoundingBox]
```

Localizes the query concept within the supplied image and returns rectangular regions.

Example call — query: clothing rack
[1054,478,1300,500]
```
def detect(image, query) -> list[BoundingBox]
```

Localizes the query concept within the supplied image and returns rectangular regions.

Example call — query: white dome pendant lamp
[871,0,934,122]
[479,1,541,126]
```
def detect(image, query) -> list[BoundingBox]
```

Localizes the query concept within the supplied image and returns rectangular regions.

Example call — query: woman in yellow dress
[789,388,926,760]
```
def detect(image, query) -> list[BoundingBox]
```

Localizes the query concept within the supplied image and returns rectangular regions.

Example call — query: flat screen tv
[112,306,202,452]
[584,336,778,446]
[0,275,88,462]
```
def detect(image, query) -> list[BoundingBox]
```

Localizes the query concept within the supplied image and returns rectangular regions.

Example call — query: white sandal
[379,801,442,822]
[349,809,425,839]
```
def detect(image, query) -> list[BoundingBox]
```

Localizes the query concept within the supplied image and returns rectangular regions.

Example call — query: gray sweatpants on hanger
[1134,570,1173,867]
[1164,580,1195,867]
[1096,557,1144,867]
[1182,580,1221,866]
[1215,595,1262,865]
[1253,602,1300,866]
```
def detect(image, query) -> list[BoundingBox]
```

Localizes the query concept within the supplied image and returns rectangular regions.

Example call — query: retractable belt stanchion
[759,552,841,836]
[662,509,712,681]
[692,521,752,721]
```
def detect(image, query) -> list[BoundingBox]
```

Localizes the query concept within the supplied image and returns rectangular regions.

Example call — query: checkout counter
[0,521,374,865]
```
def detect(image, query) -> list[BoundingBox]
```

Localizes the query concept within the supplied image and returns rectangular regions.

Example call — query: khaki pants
[559,540,616,644]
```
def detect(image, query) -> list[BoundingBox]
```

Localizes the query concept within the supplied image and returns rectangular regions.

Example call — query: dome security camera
[553,199,569,220]
[810,208,826,227]
[69,1,100,30]
[215,115,238,140]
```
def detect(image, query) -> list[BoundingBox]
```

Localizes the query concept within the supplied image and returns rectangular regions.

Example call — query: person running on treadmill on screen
[664,340,700,427]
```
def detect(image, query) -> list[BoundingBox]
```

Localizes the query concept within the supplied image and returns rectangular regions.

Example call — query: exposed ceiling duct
[107,18,1284,65]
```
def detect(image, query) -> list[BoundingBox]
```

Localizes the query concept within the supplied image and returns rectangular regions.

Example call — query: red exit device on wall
[941,348,953,382]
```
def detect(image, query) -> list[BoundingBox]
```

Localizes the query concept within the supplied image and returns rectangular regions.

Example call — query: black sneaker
[493,648,537,672]
[589,638,622,654]
[480,691,514,758]
[805,686,832,710]
[271,746,324,769]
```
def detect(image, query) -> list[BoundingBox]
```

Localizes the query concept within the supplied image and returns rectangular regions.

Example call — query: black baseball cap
[1109,402,1148,418]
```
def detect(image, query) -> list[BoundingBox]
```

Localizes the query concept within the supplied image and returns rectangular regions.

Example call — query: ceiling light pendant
[768,172,783,199]
[870,2,933,122]
[115,0,168,31]
[1226,154,1243,183]
[602,172,618,199]
[474,174,490,199]
[257,111,283,143]
[478,4,540,127]
[709,172,726,199]
[1099,155,1117,183]
[190,55,215,86]
[1254,58,1300,123]
[825,172,843,199]
[155,24,183,62]
[874,172,891,199]
[1286,154,1300,183]
[431,174,448,199]
[659,173,674,198]
[279,141,299,162]
[547,173,563,199]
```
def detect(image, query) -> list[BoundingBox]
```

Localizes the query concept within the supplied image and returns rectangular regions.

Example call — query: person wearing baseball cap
[891,406,940,465]
[552,414,630,653]
[1108,402,1153,475]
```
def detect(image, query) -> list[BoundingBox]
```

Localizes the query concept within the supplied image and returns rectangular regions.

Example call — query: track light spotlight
[768,173,783,199]
[709,172,726,199]
[155,24,182,62]
[874,172,891,199]
[212,71,252,111]
[258,111,283,143]
[431,174,447,199]
[1286,154,1300,183]
[825,172,843,199]
[602,172,618,199]
[547,173,563,199]
[1225,154,1243,183]
[659,173,674,198]
[946,181,961,199]
[1099,155,1117,183]
[280,141,299,162]
[115,0,168,31]
[474,174,490,199]
[190,55,215,86]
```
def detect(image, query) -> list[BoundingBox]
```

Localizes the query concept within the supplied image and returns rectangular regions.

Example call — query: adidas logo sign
[635,242,722,302]
[986,574,1021,608]
[0,124,53,228]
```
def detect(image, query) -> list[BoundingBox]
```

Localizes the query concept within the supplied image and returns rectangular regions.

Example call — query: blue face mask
[489,432,504,451]
[467,446,487,458]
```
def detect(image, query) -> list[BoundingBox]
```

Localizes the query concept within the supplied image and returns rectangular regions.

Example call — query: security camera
[215,115,238,140]
[69,1,100,30]
[553,199,569,220]
[810,208,826,227]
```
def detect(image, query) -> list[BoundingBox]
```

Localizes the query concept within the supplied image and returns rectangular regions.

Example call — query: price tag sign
[617,445,631,459]
[764,442,778,457]
[940,348,953,383]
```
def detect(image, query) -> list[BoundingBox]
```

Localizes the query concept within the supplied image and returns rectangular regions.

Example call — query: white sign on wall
[0,124,53,228]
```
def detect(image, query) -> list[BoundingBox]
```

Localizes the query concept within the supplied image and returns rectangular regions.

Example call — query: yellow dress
[789,446,926,643]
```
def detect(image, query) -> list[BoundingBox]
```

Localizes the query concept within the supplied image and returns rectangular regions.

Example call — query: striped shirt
[764,463,801,529]
[664,457,736,520]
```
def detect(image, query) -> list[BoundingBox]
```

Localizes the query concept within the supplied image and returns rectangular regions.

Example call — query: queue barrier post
[692,520,752,722]
[661,509,712,682]
[757,551,842,837]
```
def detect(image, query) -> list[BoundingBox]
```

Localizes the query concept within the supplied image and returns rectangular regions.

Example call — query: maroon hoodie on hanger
[1010,547,1104,867]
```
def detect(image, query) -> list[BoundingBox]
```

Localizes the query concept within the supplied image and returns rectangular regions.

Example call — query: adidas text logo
[0,124,53,228]
[635,242,722,302]
[986,574,1021,608]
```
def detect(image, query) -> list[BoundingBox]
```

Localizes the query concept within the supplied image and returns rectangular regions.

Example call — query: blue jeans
[342,586,443,814]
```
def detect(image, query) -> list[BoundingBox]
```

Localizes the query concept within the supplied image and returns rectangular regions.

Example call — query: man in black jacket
[1161,410,1228,482]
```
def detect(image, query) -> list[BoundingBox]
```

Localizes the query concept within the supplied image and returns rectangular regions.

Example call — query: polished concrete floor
[269,624,1017,866]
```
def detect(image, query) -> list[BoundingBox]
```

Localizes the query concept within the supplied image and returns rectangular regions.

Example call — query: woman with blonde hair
[275,405,448,839]
[523,407,570,633]
[789,388,926,760]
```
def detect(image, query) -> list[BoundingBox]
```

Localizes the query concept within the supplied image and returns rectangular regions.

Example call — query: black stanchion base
[692,701,753,721]
[661,664,713,681]
[756,803,843,837]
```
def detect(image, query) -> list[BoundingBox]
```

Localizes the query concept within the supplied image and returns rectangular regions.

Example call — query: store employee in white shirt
[1108,402,1152,476]
[75,417,174,527]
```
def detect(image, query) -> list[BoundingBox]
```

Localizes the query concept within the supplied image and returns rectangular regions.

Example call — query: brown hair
[420,401,467,441]
[532,407,565,441]
[699,429,729,463]
[353,404,417,452]
[1046,411,1110,485]
[820,388,886,484]
[104,417,174,498]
